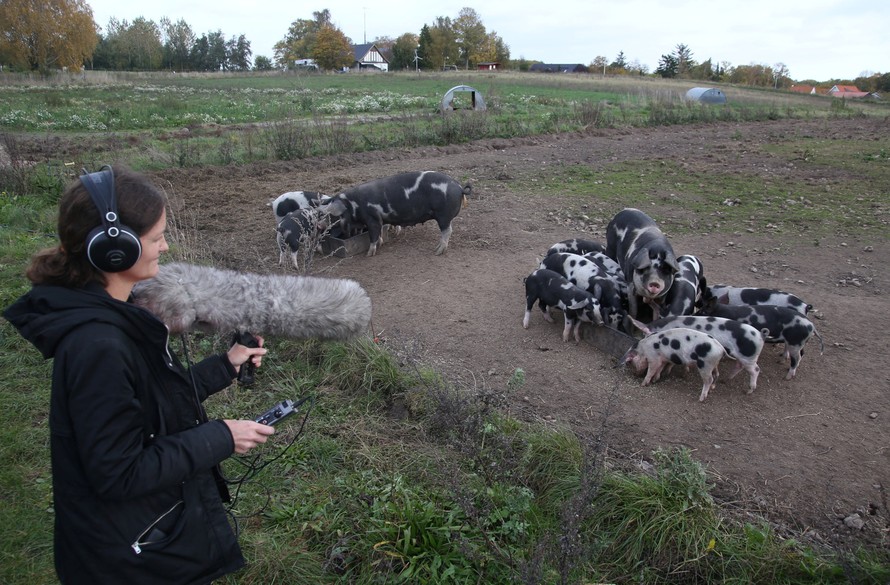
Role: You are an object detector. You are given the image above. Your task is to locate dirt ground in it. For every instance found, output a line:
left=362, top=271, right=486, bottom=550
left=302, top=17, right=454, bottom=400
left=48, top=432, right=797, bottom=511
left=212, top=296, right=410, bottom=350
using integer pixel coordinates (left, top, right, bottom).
left=152, top=117, right=888, bottom=551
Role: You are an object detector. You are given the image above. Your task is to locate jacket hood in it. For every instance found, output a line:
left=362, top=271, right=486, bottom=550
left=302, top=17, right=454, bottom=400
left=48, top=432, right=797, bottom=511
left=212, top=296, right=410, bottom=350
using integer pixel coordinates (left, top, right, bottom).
left=4, top=283, right=165, bottom=359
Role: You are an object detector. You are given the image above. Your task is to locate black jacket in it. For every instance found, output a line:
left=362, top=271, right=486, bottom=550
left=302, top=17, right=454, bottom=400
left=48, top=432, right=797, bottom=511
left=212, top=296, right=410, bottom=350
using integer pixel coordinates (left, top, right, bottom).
left=4, top=282, right=245, bottom=584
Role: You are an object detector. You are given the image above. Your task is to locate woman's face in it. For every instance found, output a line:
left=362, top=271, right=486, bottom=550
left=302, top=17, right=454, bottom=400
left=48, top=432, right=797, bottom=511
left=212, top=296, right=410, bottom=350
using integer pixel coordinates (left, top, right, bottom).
left=124, top=209, right=169, bottom=282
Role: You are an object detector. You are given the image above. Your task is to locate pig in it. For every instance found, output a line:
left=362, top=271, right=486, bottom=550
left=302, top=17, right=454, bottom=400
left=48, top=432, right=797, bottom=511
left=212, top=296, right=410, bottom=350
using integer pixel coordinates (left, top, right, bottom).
left=619, top=328, right=728, bottom=402
left=523, top=269, right=604, bottom=342
left=660, top=255, right=706, bottom=318
left=270, top=190, right=326, bottom=223
left=630, top=315, right=765, bottom=394
left=704, top=285, right=813, bottom=316
left=318, top=171, right=471, bottom=256
left=545, top=238, right=606, bottom=257
left=700, top=300, right=823, bottom=380
left=605, top=208, right=680, bottom=321
left=276, top=208, right=322, bottom=270
left=539, top=252, right=626, bottom=329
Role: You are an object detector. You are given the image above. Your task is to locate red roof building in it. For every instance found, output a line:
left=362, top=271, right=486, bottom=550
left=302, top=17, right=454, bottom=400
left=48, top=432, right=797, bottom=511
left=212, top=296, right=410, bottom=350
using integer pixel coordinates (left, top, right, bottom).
left=828, top=85, right=869, bottom=98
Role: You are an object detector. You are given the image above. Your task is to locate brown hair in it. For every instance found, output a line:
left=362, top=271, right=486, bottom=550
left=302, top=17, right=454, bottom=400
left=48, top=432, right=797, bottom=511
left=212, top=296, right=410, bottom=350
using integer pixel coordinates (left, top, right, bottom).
left=26, top=166, right=167, bottom=287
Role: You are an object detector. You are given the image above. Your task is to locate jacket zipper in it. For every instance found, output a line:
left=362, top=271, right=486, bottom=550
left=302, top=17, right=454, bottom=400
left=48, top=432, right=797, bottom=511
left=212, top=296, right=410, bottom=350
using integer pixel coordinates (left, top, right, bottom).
left=130, top=499, right=183, bottom=554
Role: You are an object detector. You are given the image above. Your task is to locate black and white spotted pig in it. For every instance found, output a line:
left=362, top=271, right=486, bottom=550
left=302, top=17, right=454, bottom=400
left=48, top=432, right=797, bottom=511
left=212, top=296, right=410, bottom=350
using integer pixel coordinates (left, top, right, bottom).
left=660, top=255, right=706, bottom=318
left=605, top=208, right=680, bottom=321
left=704, top=285, right=813, bottom=316
left=523, top=269, right=604, bottom=342
left=700, top=301, right=823, bottom=380
left=539, top=252, right=626, bottom=329
left=276, top=208, right=321, bottom=269
left=630, top=315, right=765, bottom=394
left=270, top=190, right=326, bottom=223
left=619, top=328, right=728, bottom=402
left=545, top=238, right=606, bottom=257
left=319, top=171, right=471, bottom=256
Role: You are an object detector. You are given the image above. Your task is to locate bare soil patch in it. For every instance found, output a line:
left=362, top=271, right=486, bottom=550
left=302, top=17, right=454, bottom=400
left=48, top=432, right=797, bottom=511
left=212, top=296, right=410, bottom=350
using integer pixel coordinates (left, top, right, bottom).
left=153, top=118, right=888, bottom=551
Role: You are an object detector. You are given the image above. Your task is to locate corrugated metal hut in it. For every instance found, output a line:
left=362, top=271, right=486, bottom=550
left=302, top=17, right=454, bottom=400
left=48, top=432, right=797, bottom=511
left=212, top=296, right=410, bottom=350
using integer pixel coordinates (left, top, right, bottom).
left=440, top=85, right=487, bottom=112
left=685, top=87, right=727, bottom=104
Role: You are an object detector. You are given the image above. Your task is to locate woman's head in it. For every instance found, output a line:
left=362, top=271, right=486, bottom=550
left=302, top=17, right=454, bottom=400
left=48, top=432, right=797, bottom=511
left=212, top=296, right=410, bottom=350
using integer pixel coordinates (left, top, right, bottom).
left=27, top=167, right=168, bottom=288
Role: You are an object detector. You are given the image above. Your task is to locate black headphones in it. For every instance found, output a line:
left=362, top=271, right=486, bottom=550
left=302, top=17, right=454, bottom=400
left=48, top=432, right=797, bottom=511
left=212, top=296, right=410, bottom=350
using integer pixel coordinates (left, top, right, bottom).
left=81, top=166, right=142, bottom=273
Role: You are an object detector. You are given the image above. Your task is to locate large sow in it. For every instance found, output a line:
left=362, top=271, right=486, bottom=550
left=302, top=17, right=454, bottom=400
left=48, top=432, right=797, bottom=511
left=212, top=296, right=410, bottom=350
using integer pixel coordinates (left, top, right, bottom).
left=320, top=171, right=471, bottom=256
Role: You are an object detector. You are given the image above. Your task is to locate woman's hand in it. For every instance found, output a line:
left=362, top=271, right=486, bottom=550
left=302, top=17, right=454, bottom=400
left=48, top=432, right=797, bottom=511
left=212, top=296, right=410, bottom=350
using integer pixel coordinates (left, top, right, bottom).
left=227, top=335, right=267, bottom=373
left=223, top=420, right=275, bottom=454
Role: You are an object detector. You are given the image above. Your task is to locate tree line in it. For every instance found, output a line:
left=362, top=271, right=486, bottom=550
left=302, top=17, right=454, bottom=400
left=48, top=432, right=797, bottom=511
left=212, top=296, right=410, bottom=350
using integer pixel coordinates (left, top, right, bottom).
left=1, top=0, right=887, bottom=92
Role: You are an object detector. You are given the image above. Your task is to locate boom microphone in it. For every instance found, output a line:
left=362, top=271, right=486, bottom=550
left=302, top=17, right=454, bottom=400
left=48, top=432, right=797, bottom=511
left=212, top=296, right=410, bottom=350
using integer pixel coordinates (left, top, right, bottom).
left=132, top=262, right=372, bottom=340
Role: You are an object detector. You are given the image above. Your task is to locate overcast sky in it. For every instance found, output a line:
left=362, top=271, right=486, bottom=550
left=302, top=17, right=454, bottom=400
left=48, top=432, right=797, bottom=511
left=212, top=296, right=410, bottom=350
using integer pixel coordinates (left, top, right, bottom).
left=86, top=0, right=887, bottom=82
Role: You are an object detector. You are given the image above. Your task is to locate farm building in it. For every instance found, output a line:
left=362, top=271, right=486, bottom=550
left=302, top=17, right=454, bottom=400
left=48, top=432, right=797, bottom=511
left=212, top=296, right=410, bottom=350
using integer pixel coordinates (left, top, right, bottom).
left=351, top=43, right=389, bottom=71
left=685, top=87, right=727, bottom=104
left=828, top=85, right=869, bottom=98
left=529, top=63, right=589, bottom=73
left=477, top=62, right=501, bottom=71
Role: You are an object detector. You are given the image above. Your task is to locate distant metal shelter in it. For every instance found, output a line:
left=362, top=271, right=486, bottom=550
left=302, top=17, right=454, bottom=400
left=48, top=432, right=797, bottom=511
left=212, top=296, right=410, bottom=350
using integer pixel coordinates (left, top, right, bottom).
left=440, top=85, right=487, bottom=112
left=685, top=87, right=727, bottom=104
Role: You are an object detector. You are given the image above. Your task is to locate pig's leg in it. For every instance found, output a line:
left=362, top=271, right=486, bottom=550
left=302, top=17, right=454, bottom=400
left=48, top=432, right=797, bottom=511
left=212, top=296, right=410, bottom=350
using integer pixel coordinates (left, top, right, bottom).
left=365, top=218, right=383, bottom=256
left=642, top=358, right=666, bottom=386
left=562, top=314, right=573, bottom=342
left=785, top=344, right=803, bottom=379
left=434, top=222, right=453, bottom=255
left=745, top=362, right=760, bottom=394
left=540, top=301, right=555, bottom=323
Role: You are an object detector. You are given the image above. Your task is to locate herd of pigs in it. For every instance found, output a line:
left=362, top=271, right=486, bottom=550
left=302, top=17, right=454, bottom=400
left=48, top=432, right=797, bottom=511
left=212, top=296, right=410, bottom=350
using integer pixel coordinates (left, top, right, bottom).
left=270, top=170, right=823, bottom=403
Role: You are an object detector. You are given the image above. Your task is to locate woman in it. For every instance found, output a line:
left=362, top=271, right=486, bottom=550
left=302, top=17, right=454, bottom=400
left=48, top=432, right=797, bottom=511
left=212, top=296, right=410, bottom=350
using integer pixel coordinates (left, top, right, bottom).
left=4, top=166, right=273, bottom=584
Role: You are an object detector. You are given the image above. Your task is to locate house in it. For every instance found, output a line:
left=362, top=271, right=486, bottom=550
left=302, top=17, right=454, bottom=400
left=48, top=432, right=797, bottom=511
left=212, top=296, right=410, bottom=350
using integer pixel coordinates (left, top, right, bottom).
left=828, top=85, right=870, bottom=98
left=351, top=43, right=389, bottom=71
left=790, top=85, right=816, bottom=94
left=529, top=63, right=589, bottom=73
left=477, top=62, right=500, bottom=71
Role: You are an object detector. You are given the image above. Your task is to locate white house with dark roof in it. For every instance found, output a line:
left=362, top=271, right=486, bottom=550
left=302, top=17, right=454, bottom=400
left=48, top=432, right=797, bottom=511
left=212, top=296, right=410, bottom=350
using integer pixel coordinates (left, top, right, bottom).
left=351, top=43, right=389, bottom=71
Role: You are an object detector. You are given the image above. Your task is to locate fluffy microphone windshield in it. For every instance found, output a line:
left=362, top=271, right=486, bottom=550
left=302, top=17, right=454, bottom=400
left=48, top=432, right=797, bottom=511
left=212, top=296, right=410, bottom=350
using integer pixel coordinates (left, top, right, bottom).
left=132, top=262, right=371, bottom=340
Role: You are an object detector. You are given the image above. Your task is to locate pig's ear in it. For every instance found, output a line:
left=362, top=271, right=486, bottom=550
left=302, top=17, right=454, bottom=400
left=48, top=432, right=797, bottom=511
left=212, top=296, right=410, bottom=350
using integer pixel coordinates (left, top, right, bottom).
left=631, top=251, right=651, bottom=270
left=629, top=316, right=649, bottom=334
left=617, top=345, right=637, bottom=366
left=567, top=299, right=588, bottom=310
left=320, top=199, right=346, bottom=216
left=665, top=252, right=680, bottom=273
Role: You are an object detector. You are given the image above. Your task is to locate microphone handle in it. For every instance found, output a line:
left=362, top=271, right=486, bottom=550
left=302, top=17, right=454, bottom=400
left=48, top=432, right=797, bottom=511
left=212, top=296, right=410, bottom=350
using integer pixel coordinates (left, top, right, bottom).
left=233, top=331, right=260, bottom=386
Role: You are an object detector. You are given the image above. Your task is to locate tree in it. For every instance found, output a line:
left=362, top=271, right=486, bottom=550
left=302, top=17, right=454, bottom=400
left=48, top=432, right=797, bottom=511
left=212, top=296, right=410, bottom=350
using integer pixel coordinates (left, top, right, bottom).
left=453, top=7, right=486, bottom=69
left=609, top=50, right=628, bottom=73
left=773, top=62, right=789, bottom=89
left=591, top=56, right=608, bottom=75
left=419, top=17, right=458, bottom=71
left=655, top=53, right=678, bottom=78
left=273, top=9, right=331, bottom=69
left=312, top=26, right=353, bottom=71
left=253, top=55, right=273, bottom=71
left=675, top=43, right=695, bottom=77
left=0, top=0, right=97, bottom=73
left=226, top=34, right=252, bottom=71
left=161, top=17, right=195, bottom=71
left=100, top=17, right=163, bottom=70
left=391, top=33, right=419, bottom=71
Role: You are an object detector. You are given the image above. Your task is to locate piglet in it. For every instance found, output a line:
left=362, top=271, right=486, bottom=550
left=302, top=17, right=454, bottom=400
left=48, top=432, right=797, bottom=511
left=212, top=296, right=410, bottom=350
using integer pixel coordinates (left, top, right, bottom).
left=700, top=300, right=823, bottom=379
left=705, top=285, right=813, bottom=316
left=630, top=315, right=765, bottom=394
left=619, top=328, right=728, bottom=402
left=277, top=208, right=322, bottom=270
left=545, top=238, right=606, bottom=257
left=523, top=269, right=604, bottom=342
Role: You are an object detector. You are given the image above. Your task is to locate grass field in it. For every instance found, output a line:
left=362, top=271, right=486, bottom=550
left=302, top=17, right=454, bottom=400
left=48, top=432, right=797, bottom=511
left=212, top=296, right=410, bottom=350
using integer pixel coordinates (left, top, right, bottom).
left=1, top=71, right=889, bottom=584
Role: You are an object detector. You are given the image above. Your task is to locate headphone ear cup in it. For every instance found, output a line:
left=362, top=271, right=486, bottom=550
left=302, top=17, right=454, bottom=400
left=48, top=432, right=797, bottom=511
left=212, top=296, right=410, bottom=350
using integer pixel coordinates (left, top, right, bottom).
left=86, top=225, right=142, bottom=272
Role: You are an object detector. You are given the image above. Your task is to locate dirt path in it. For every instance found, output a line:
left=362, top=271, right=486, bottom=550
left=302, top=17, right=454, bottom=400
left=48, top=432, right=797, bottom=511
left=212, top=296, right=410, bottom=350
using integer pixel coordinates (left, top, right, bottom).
left=157, top=117, right=889, bottom=549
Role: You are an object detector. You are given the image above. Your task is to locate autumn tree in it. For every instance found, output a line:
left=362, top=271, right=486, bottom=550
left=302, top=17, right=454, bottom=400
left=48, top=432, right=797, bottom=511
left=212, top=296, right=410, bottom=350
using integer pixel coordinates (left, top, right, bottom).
left=312, top=26, right=353, bottom=71
left=418, top=17, right=459, bottom=70
left=590, top=55, right=608, bottom=75
left=0, top=0, right=97, bottom=73
left=453, top=7, right=486, bottom=69
left=273, top=9, right=331, bottom=68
